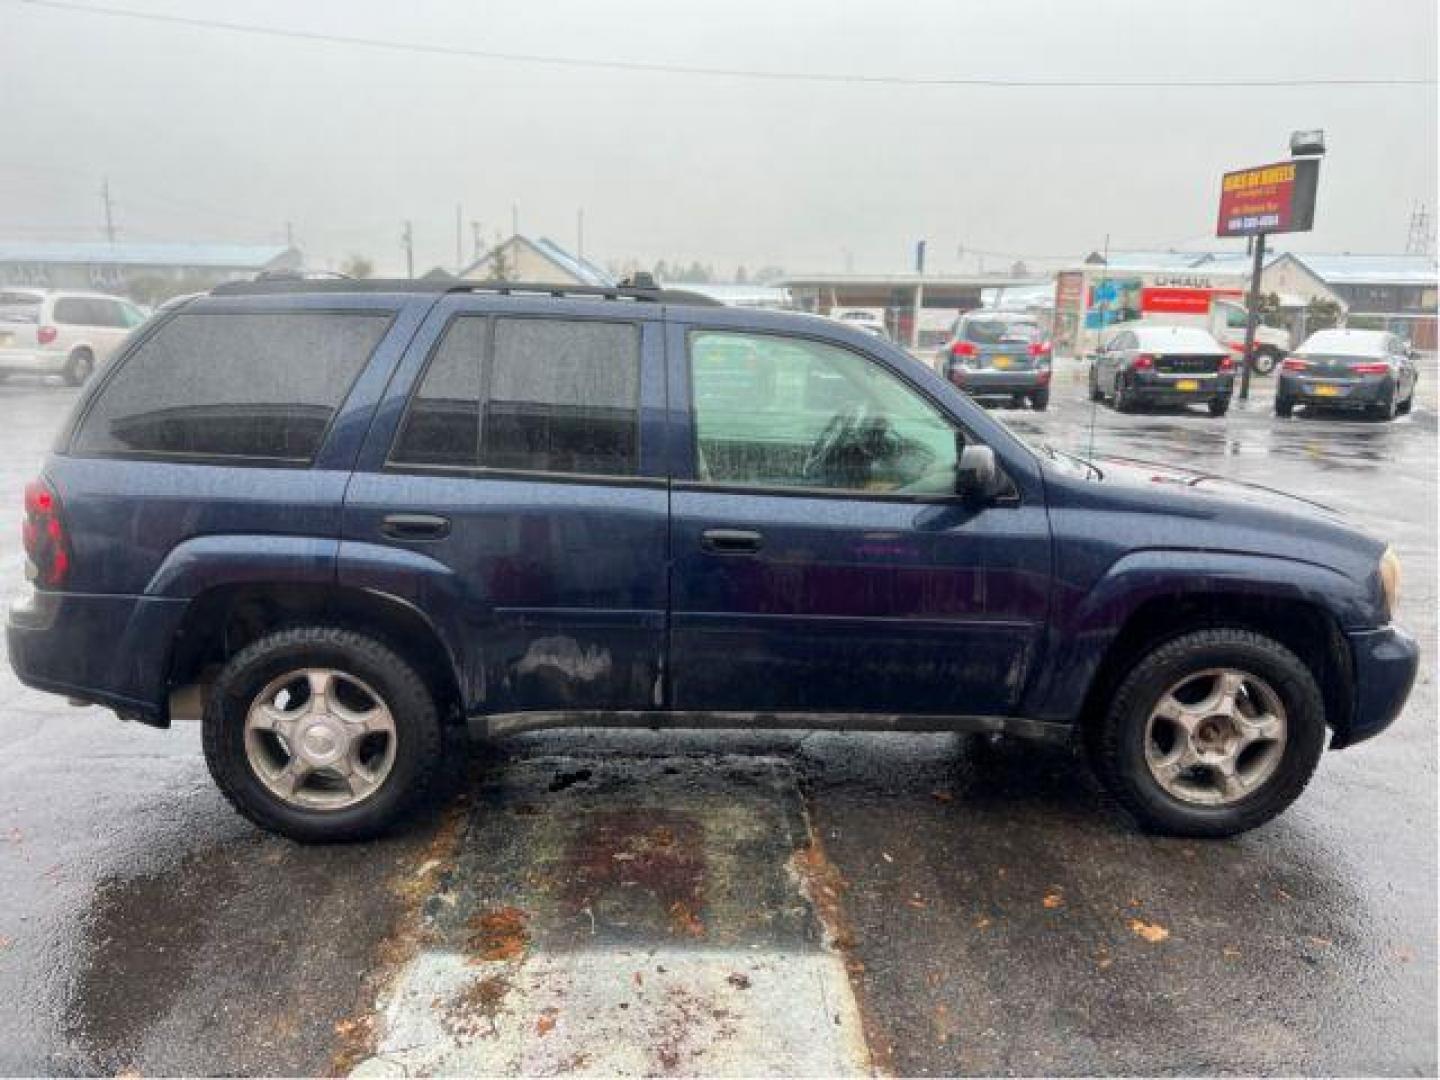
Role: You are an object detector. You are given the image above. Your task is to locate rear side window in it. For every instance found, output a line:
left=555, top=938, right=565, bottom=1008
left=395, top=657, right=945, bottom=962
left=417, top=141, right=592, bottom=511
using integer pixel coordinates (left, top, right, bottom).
left=391, top=315, right=640, bottom=476
left=53, top=298, right=93, bottom=325
left=73, top=312, right=391, bottom=462
left=963, top=319, right=1040, bottom=345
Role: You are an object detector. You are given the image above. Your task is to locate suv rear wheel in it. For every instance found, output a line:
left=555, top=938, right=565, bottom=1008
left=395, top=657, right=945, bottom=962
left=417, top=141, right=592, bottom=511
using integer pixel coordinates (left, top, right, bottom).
left=1088, top=628, right=1325, bottom=837
left=63, top=349, right=94, bottom=387
left=202, top=626, right=444, bottom=842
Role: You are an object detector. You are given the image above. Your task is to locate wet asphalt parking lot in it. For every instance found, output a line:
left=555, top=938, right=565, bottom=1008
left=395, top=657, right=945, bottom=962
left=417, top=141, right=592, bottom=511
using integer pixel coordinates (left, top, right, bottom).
left=0, top=358, right=1434, bottom=1076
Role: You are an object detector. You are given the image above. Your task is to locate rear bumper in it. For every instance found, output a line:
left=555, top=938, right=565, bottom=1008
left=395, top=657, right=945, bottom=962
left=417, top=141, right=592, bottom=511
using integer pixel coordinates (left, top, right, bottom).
left=1130, top=373, right=1233, bottom=399
left=951, top=370, right=1051, bottom=396
left=0, top=348, right=66, bottom=374
left=5, top=585, right=187, bottom=725
left=1278, top=373, right=1390, bottom=408
left=1333, top=624, right=1419, bottom=748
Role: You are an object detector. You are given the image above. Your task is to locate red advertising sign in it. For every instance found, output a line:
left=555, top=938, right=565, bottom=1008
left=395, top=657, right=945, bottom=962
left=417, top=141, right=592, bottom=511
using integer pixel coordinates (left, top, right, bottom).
left=1141, top=287, right=1211, bottom=315
left=1216, top=158, right=1319, bottom=237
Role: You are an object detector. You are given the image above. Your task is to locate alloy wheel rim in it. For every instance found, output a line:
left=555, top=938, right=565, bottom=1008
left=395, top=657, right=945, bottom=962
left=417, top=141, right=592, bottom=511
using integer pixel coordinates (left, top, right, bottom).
left=1143, top=667, right=1287, bottom=806
left=243, top=667, right=397, bottom=811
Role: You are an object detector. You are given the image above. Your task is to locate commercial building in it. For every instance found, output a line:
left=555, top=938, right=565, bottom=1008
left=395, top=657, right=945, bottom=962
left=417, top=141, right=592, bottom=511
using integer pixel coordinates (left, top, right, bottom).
left=0, top=242, right=301, bottom=302
left=779, top=272, right=1048, bottom=348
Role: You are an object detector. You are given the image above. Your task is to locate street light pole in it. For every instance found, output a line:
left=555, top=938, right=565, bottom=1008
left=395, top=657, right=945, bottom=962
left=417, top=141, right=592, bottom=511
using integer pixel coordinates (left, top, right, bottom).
left=1238, top=231, right=1266, bottom=401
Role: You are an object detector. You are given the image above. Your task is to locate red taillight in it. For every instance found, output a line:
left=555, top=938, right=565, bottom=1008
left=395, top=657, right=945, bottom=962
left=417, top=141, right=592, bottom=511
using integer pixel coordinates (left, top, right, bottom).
left=23, top=478, right=70, bottom=588
left=1132, top=353, right=1155, bottom=371
left=1282, top=357, right=1308, bottom=371
left=1036, top=368, right=1052, bottom=385
left=1351, top=362, right=1391, bottom=375
left=951, top=341, right=979, bottom=358
left=1027, top=341, right=1052, bottom=358
left=1219, top=355, right=1235, bottom=372
left=37, top=325, right=58, bottom=345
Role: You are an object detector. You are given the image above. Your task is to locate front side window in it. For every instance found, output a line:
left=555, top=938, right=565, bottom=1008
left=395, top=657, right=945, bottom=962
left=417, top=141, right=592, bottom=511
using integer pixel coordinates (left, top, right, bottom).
left=73, top=311, right=391, bottom=461
left=391, top=315, right=641, bottom=477
left=690, top=330, right=959, bottom=495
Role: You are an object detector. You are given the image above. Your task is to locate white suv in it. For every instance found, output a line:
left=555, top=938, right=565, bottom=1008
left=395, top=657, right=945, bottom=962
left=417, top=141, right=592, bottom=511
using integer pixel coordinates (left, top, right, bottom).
left=0, top=288, right=148, bottom=385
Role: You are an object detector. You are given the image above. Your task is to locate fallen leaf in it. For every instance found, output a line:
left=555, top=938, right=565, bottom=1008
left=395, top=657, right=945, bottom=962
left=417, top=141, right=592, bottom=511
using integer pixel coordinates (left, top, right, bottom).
left=1307, top=936, right=1332, bottom=948
left=536, top=1014, right=557, bottom=1036
left=727, top=972, right=751, bottom=990
left=881, top=852, right=893, bottom=863
left=1043, top=890, right=1064, bottom=909
left=0, top=936, right=12, bottom=951
left=973, top=916, right=992, bottom=930
left=931, top=790, right=954, bottom=803
left=1128, top=918, right=1170, bottom=944
left=906, top=898, right=928, bottom=910
left=1222, top=945, right=1242, bottom=959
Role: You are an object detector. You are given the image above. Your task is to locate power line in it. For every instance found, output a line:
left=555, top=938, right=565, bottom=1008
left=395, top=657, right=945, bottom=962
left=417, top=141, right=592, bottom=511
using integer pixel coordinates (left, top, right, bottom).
left=13, top=0, right=1437, bottom=89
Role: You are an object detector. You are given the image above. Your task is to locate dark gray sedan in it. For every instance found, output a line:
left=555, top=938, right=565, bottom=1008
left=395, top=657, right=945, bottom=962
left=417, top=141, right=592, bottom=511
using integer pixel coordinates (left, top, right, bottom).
left=1088, top=325, right=1235, bottom=416
left=935, top=312, right=1053, bottom=411
left=1276, top=328, right=1419, bottom=420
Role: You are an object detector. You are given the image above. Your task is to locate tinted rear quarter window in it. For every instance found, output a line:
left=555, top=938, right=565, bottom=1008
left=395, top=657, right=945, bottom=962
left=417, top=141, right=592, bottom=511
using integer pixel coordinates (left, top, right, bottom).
left=391, top=315, right=641, bottom=476
left=73, top=311, right=391, bottom=462
left=53, top=298, right=93, bottom=326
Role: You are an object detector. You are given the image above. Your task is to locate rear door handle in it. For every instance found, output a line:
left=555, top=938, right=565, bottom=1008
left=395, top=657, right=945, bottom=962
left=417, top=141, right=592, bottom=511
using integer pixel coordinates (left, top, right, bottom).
left=381, top=513, right=451, bottom=541
left=701, top=528, right=762, bottom=555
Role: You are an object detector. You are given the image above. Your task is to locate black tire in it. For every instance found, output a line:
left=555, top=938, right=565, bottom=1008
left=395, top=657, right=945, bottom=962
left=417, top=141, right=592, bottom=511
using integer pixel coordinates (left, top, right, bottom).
left=1274, top=396, right=1294, bottom=418
left=1250, top=349, right=1280, bottom=377
left=1010, top=393, right=1027, bottom=409
left=1208, top=396, right=1231, bottom=417
left=1088, top=366, right=1104, bottom=402
left=1087, top=628, right=1326, bottom=838
left=1030, top=387, right=1050, bottom=411
left=1397, top=391, right=1413, bottom=415
left=63, top=349, right=94, bottom=387
left=1113, top=381, right=1135, bottom=413
left=202, top=625, right=445, bottom=842
left=1370, top=389, right=1399, bottom=421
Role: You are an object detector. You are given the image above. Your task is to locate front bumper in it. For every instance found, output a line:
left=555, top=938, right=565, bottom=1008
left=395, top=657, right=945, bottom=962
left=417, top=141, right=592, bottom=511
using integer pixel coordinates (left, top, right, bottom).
left=1278, top=373, right=1390, bottom=409
left=1333, top=624, right=1419, bottom=748
left=0, top=347, right=66, bottom=374
left=6, top=585, right=188, bottom=726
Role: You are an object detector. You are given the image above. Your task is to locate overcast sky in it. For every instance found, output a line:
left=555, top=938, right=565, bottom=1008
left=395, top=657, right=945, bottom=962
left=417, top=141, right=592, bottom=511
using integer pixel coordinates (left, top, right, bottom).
left=2, top=0, right=1435, bottom=277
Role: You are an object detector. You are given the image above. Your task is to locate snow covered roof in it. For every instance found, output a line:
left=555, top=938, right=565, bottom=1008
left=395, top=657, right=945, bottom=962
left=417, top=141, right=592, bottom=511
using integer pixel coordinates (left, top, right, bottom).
left=0, top=242, right=296, bottom=268
left=1277, top=253, right=1437, bottom=287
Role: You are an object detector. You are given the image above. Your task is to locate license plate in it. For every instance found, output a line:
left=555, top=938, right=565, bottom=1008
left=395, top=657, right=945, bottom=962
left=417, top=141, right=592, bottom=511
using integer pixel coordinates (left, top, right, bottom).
left=1176, top=379, right=1199, bottom=392
left=1315, top=384, right=1341, bottom=397
left=992, top=356, right=1012, bottom=369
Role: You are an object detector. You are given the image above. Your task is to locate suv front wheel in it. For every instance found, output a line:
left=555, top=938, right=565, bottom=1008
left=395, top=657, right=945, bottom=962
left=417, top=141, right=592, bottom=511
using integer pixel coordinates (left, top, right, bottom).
left=203, top=626, right=444, bottom=842
left=1088, top=628, right=1325, bottom=837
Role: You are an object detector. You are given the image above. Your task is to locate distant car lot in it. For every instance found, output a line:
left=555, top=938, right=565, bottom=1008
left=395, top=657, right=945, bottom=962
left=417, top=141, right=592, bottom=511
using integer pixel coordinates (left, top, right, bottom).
left=0, top=288, right=147, bottom=385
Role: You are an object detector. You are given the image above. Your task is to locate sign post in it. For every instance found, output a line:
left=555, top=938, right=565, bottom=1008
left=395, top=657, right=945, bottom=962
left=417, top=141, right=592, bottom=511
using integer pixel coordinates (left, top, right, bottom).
left=1215, top=156, right=1321, bottom=400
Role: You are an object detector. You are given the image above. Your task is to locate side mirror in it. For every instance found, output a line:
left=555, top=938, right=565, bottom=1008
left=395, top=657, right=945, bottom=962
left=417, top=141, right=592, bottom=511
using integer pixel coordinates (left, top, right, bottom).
left=956, top=444, right=999, bottom=501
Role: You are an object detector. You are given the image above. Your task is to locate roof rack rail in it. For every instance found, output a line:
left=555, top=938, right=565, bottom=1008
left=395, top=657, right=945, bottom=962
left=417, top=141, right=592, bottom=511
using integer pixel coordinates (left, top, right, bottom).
left=210, top=272, right=722, bottom=306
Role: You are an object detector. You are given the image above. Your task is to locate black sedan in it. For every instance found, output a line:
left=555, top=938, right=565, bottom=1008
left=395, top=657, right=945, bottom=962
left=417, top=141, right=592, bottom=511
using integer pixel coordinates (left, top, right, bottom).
left=1088, top=325, right=1236, bottom=416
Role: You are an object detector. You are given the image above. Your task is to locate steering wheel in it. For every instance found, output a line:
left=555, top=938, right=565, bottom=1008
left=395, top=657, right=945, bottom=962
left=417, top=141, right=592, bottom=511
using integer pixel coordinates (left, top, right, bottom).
left=802, top=403, right=865, bottom=481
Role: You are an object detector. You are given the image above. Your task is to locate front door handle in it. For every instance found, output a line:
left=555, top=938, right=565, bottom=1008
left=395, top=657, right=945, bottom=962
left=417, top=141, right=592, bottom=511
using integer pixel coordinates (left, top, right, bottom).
left=701, top=528, right=763, bottom=555
left=381, top=513, right=451, bottom=541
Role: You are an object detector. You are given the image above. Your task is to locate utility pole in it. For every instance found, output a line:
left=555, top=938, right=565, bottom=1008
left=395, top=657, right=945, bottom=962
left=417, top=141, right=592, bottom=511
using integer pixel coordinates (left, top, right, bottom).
left=511, top=204, right=519, bottom=238
left=911, top=240, right=927, bottom=350
left=470, top=220, right=483, bottom=262
left=284, top=221, right=294, bottom=247
left=100, top=177, right=116, bottom=243
left=402, top=220, right=414, bottom=279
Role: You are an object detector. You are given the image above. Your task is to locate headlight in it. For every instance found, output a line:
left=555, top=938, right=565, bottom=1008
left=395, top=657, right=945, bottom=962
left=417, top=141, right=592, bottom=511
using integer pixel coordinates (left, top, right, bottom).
left=1379, top=546, right=1401, bottom=620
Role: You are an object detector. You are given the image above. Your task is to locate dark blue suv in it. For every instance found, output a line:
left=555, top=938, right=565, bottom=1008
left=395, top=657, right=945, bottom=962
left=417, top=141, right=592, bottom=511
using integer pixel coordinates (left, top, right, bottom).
left=6, top=279, right=1417, bottom=842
